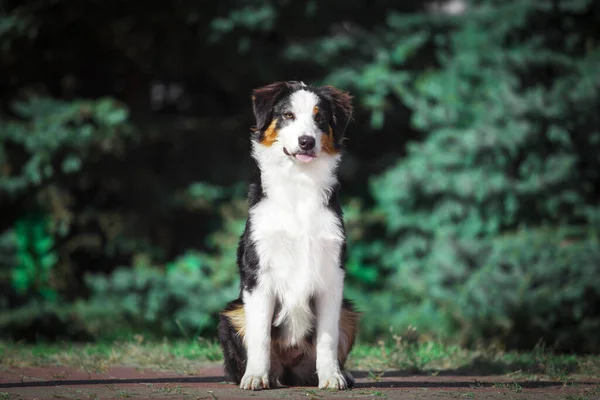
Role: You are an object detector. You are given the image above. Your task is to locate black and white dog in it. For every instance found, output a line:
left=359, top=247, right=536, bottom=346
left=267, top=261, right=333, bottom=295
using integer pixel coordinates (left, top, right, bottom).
left=218, top=81, right=359, bottom=391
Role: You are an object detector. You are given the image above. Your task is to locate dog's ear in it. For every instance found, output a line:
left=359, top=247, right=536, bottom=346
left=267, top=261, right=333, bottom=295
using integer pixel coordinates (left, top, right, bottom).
left=251, top=82, right=291, bottom=132
left=321, top=85, right=353, bottom=145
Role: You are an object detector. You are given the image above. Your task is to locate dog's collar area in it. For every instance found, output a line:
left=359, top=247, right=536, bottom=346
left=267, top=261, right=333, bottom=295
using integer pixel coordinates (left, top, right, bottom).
left=283, top=147, right=317, bottom=163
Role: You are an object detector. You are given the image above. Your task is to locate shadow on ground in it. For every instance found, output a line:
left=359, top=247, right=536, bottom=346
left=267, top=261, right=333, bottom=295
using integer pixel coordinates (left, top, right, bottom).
left=2, top=372, right=595, bottom=390
left=372, top=354, right=579, bottom=377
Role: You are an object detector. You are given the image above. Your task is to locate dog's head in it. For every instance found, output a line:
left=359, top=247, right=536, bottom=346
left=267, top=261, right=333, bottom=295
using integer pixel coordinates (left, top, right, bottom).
left=250, top=81, right=353, bottom=164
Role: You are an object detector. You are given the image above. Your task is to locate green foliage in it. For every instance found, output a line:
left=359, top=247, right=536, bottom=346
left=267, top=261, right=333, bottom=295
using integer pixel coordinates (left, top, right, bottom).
left=0, top=198, right=243, bottom=340
left=1, top=0, right=600, bottom=352
left=209, top=3, right=277, bottom=43
left=380, top=227, right=600, bottom=351
left=344, top=0, right=600, bottom=350
left=286, top=0, right=600, bottom=350
left=10, top=214, right=58, bottom=301
left=1, top=96, right=132, bottom=196
left=81, top=253, right=237, bottom=338
left=74, top=196, right=244, bottom=339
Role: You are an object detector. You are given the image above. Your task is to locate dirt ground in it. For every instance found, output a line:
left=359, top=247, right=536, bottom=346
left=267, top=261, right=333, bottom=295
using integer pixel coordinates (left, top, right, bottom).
left=1, top=365, right=599, bottom=400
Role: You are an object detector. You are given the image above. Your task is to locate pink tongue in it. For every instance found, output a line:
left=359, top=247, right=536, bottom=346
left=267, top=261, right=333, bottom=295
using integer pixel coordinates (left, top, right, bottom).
left=295, top=154, right=315, bottom=163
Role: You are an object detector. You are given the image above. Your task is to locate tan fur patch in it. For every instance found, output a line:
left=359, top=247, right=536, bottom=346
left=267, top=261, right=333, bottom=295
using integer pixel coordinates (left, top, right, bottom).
left=261, top=119, right=279, bottom=146
left=313, top=105, right=319, bottom=115
left=321, top=126, right=338, bottom=155
left=222, top=304, right=246, bottom=340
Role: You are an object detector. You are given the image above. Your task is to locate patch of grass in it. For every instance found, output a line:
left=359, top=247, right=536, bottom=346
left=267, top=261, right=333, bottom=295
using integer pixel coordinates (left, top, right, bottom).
left=208, top=391, right=218, bottom=400
left=347, top=343, right=389, bottom=371
left=117, top=390, right=134, bottom=398
left=2, top=334, right=600, bottom=383
left=584, top=385, right=600, bottom=395
left=367, top=371, right=385, bottom=382
left=358, top=389, right=386, bottom=397
left=347, top=333, right=474, bottom=372
left=470, top=380, right=483, bottom=388
left=347, top=330, right=600, bottom=380
left=156, top=384, right=188, bottom=395
left=302, top=388, right=322, bottom=397
left=0, top=336, right=222, bottom=373
left=510, top=382, right=522, bottom=393
left=492, top=382, right=522, bottom=393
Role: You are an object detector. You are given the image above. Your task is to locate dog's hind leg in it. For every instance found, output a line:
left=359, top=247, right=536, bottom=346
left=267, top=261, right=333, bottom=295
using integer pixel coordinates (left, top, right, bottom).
left=338, top=300, right=359, bottom=360
left=218, top=299, right=247, bottom=384
left=337, top=299, right=360, bottom=388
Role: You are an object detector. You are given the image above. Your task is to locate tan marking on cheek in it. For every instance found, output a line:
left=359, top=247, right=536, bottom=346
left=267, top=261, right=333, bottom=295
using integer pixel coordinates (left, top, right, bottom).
left=313, top=105, right=319, bottom=115
left=321, top=126, right=339, bottom=155
left=261, top=119, right=279, bottom=147
left=222, top=304, right=246, bottom=341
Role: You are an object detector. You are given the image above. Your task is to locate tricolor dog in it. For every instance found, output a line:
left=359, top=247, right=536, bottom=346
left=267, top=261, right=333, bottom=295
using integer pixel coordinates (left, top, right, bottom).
left=218, top=81, right=359, bottom=391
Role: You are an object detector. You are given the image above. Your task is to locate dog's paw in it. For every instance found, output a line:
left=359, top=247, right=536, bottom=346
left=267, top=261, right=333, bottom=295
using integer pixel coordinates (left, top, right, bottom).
left=343, top=370, right=355, bottom=388
left=240, top=372, right=269, bottom=391
left=318, top=370, right=348, bottom=390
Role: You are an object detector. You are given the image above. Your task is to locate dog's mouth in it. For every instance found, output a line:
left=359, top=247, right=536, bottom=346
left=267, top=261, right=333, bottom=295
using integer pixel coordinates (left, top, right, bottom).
left=283, top=148, right=316, bottom=163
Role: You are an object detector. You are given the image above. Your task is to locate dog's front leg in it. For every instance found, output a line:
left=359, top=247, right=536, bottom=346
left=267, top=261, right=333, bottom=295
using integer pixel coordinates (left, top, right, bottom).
left=240, top=288, right=274, bottom=390
left=316, top=269, right=347, bottom=390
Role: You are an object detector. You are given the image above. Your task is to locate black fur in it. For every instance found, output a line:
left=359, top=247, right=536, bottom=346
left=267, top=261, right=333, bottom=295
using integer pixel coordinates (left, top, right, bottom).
left=218, top=81, right=355, bottom=389
left=313, top=85, right=353, bottom=148
left=327, top=182, right=348, bottom=267
left=251, top=82, right=353, bottom=150
left=217, top=299, right=247, bottom=383
left=251, top=81, right=306, bottom=138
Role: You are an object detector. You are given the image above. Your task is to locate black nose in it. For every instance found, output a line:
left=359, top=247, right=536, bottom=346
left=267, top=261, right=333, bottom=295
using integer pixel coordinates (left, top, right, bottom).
left=298, top=135, right=315, bottom=151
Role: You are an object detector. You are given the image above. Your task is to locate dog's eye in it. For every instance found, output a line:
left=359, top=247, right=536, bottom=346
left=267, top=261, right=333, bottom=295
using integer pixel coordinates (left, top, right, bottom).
left=283, top=112, right=295, bottom=120
left=315, top=114, right=324, bottom=123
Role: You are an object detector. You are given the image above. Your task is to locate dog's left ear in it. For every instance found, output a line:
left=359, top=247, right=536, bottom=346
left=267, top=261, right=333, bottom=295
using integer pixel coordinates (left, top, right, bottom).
left=251, top=82, right=291, bottom=132
left=321, top=85, right=353, bottom=145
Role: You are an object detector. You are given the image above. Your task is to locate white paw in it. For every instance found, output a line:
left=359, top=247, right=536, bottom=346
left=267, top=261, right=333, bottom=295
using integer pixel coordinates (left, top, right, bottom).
left=240, top=372, right=269, bottom=391
left=318, top=370, right=348, bottom=390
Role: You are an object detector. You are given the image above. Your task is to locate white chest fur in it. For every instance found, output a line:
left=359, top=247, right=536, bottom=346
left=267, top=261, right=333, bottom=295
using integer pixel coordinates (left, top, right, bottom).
left=248, top=147, right=344, bottom=346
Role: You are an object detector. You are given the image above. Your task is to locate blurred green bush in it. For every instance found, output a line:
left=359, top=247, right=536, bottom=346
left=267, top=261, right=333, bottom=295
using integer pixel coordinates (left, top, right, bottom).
left=78, top=198, right=244, bottom=339
left=2, top=0, right=600, bottom=352
left=310, top=0, right=600, bottom=351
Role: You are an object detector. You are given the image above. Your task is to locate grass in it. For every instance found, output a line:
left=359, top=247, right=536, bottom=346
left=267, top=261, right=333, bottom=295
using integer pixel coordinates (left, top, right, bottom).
left=0, top=336, right=222, bottom=375
left=492, top=382, right=522, bottom=393
left=358, top=389, right=386, bottom=397
left=1, top=336, right=599, bottom=380
left=346, top=339, right=600, bottom=381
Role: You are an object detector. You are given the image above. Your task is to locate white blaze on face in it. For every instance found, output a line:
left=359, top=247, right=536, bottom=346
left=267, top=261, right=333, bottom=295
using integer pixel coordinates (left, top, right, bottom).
left=279, top=90, right=322, bottom=156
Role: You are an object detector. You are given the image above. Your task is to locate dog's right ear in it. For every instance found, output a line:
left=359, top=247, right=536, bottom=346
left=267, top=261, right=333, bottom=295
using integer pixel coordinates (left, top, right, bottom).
left=251, top=82, right=290, bottom=132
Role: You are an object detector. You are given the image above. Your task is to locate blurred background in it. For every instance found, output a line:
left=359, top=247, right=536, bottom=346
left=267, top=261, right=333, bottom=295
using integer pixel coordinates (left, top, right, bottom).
left=1, top=0, right=600, bottom=354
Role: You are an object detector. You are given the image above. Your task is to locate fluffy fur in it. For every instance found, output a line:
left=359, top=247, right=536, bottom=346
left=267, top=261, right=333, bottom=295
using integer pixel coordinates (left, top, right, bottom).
left=218, top=81, right=358, bottom=391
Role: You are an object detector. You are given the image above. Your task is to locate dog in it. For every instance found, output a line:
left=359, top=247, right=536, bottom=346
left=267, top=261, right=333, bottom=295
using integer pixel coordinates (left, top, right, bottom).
left=218, top=81, right=359, bottom=391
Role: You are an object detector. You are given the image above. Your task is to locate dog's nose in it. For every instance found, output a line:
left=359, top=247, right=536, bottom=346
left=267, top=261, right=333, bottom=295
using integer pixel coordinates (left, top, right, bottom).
left=298, top=135, right=315, bottom=151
